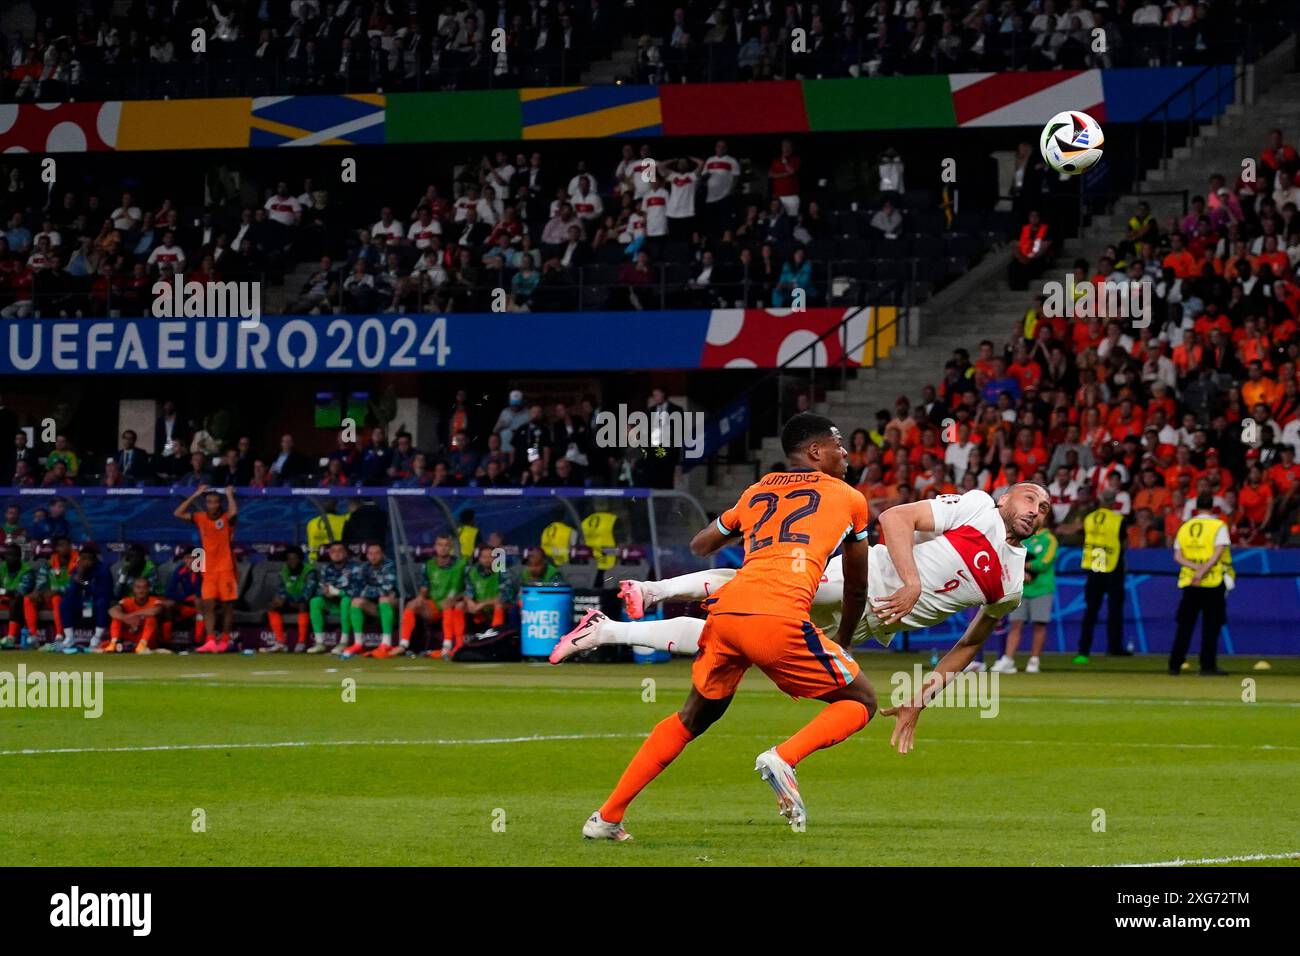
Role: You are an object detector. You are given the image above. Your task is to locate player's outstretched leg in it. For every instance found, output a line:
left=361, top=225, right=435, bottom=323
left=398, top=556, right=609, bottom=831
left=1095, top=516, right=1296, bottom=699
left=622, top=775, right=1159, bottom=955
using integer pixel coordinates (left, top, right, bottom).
left=756, top=672, right=877, bottom=830
left=584, top=688, right=732, bottom=841
left=550, top=611, right=706, bottom=664
left=617, top=569, right=739, bottom=619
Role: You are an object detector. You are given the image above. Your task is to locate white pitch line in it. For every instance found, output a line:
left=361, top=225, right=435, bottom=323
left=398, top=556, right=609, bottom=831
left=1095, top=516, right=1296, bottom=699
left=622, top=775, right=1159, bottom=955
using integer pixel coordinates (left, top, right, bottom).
left=250, top=670, right=290, bottom=676
left=934, top=737, right=1300, bottom=752
left=0, top=732, right=641, bottom=758
left=1106, top=851, right=1300, bottom=867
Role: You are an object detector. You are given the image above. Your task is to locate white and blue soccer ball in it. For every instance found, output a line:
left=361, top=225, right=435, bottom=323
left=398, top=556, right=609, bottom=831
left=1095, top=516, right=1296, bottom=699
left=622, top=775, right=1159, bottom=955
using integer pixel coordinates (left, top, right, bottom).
left=1039, top=110, right=1105, bottom=175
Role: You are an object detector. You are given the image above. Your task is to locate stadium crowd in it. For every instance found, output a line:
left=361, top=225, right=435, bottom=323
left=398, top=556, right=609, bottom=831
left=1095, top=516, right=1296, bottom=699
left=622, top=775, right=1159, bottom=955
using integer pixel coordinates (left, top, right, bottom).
left=840, top=124, right=1300, bottom=549
left=0, top=130, right=979, bottom=319
left=0, top=386, right=686, bottom=491
left=2, top=0, right=1285, bottom=101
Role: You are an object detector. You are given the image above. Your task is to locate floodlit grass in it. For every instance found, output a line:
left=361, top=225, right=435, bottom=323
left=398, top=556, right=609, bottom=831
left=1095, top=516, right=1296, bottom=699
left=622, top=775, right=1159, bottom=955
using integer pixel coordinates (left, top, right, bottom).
left=2, top=652, right=1297, bottom=867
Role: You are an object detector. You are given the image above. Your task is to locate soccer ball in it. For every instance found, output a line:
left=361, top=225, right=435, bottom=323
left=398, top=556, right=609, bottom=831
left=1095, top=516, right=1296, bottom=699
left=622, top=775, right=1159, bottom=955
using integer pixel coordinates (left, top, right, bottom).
left=1039, top=110, right=1104, bottom=175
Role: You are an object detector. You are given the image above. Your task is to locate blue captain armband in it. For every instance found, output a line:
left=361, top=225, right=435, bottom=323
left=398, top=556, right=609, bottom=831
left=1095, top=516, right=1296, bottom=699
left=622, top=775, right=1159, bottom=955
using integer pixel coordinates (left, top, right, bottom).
left=716, top=516, right=739, bottom=536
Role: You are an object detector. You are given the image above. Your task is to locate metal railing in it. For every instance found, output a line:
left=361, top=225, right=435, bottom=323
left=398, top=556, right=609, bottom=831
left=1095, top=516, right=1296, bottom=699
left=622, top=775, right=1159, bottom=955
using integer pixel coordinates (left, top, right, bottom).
left=7, top=257, right=941, bottom=318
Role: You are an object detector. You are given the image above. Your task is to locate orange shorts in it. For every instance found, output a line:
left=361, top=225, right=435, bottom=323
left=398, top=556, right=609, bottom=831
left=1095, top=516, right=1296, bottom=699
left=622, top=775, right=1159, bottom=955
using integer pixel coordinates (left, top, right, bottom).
left=692, top=612, right=860, bottom=701
left=201, top=571, right=238, bottom=602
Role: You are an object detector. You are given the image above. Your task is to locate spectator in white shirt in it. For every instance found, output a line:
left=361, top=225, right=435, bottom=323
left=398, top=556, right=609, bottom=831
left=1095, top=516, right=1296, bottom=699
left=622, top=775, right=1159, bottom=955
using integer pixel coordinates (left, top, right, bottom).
left=642, top=185, right=670, bottom=254
left=263, top=182, right=302, bottom=228
left=657, top=157, right=705, bottom=241
left=943, top=423, right=977, bottom=481
left=449, top=188, right=474, bottom=223
left=629, top=144, right=657, bottom=199
left=371, top=207, right=404, bottom=245
left=1048, top=466, right=1081, bottom=524
left=569, top=175, right=603, bottom=223
left=475, top=185, right=503, bottom=226
left=406, top=209, right=442, bottom=249
left=146, top=230, right=186, bottom=273
left=111, top=192, right=142, bottom=233
left=1131, top=1, right=1163, bottom=26
left=702, top=139, right=741, bottom=229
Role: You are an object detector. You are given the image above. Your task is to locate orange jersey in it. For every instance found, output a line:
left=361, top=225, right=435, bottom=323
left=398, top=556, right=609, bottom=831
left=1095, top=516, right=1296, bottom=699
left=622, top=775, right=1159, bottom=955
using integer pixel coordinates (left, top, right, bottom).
left=192, top=511, right=236, bottom=574
left=710, top=471, right=869, bottom=621
left=120, top=595, right=162, bottom=615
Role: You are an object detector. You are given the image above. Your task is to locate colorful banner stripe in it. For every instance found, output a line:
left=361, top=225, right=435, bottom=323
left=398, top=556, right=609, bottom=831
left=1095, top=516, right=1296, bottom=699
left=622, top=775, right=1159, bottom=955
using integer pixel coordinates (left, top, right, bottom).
left=659, top=80, right=808, bottom=136
left=249, top=94, right=384, bottom=147
left=521, top=84, right=661, bottom=139
left=0, top=68, right=1236, bottom=154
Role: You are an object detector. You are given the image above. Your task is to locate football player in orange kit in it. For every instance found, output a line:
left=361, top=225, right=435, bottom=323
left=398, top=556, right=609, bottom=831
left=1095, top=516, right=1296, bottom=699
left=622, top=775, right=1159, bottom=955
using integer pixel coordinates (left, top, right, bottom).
left=173, top=485, right=239, bottom=654
left=106, top=576, right=165, bottom=653
left=582, top=413, right=877, bottom=842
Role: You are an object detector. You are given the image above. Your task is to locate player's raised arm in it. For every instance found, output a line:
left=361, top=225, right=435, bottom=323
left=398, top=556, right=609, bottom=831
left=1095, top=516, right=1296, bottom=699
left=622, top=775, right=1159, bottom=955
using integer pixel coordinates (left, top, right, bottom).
left=223, top=485, right=239, bottom=521
left=688, top=519, right=732, bottom=556
left=834, top=534, right=869, bottom=649
left=881, top=610, right=1000, bottom=755
left=874, top=500, right=936, bottom=625
left=173, top=486, right=205, bottom=520
left=689, top=505, right=741, bottom=557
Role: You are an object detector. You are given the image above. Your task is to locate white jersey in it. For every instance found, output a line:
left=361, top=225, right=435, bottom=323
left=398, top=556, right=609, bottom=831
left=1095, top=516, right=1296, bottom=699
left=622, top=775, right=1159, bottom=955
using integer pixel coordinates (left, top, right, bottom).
left=811, top=490, right=1025, bottom=645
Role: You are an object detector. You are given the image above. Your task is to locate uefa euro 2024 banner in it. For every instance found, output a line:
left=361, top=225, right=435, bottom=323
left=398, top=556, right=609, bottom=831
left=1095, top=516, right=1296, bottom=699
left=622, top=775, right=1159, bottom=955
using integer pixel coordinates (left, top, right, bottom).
left=0, top=308, right=888, bottom=374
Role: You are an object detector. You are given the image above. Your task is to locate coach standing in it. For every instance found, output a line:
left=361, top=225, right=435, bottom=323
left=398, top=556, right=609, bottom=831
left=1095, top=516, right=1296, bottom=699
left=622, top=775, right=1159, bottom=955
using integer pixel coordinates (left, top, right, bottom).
left=1075, top=490, right=1132, bottom=663
left=1169, top=493, right=1233, bottom=676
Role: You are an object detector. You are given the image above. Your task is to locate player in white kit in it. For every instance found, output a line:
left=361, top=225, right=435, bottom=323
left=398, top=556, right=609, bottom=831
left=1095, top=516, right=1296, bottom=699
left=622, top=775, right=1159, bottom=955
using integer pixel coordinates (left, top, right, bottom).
left=551, top=485, right=1050, bottom=752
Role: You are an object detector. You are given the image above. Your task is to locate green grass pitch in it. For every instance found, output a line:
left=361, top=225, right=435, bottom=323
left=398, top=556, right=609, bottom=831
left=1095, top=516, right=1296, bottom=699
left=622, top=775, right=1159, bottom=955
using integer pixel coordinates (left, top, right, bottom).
left=2, top=651, right=1298, bottom=867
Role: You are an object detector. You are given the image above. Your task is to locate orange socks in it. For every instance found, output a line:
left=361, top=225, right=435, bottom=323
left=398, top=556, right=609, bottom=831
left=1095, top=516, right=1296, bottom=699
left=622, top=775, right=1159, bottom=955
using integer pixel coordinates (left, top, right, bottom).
left=400, top=607, right=417, bottom=641
left=776, top=700, right=870, bottom=767
left=23, top=597, right=37, bottom=634
left=297, top=611, right=309, bottom=640
left=598, top=713, right=695, bottom=823
left=441, top=607, right=466, bottom=650
left=268, top=610, right=285, bottom=643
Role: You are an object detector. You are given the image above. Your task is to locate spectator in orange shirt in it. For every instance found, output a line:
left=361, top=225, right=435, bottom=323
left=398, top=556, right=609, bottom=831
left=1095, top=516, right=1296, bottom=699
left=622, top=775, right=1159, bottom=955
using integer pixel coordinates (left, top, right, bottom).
left=1107, top=398, right=1145, bottom=443
left=1161, top=233, right=1199, bottom=278
left=1165, top=490, right=1187, bottom=541
left=1252, top=234, right=1290, bottom=278
left=1261, top=128, right=1300, bottom=181
left=1132, top=467, right=1171, bottom=515
left=1010, top=425, right=1049, bottom=476
left=1126, top=508, right=1164, bottom=549
left=887, top=396, right=918, bottom=446
left=972, top=339, right=997, bottom=379
left=856, top=463, right=897, bottom=513
left=1163, top=445, right=1201, bottom=490
left=1241, top=360, right=1282, bottom=410
left=1191, top=301, right=1232, bottom=339
left=1238, top=464, right=1275, bottom=531
left=1006, top=345, right=1041, bottom=394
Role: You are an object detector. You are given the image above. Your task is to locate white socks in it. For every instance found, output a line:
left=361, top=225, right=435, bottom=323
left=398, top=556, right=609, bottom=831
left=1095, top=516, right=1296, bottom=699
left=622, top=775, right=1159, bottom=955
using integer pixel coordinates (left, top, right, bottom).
left=593, top=615, right=706, bottom=656
left=642, top=569, right=737, bottom=604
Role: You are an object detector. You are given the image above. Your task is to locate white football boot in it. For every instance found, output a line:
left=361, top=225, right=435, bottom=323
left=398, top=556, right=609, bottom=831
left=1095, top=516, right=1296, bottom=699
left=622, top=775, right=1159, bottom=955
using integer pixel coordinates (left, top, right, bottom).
left=755, top=748, right=807, bottom=829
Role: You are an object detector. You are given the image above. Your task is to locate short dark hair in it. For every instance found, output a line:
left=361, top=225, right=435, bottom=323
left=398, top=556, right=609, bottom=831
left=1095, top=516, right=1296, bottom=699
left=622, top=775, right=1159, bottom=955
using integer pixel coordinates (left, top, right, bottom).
left=1196, top=493, right=1214, bottom=511
left=780, top=413, right=837, bottom=457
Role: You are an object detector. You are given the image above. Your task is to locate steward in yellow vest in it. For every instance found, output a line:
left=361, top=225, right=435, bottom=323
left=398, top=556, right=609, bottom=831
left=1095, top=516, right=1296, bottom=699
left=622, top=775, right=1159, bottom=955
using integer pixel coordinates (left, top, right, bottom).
left=581, top=509, right=619, bottom=572
left=540, top=520, right=577, bottom=566
left=1169, top=496, right=1232, bottom=675
left=1076, top=497, right=1132, bottom=661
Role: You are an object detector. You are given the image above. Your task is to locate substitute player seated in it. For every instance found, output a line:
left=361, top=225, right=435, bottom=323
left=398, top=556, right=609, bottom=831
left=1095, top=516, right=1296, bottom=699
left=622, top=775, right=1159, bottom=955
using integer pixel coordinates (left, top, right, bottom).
left=399, top=533, right=465, bottom=658
left=105, top=577, right=166, bottom=654
left=265, top=545, right=317, bottom=653
left=342, top=542, right=399, bottom=659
